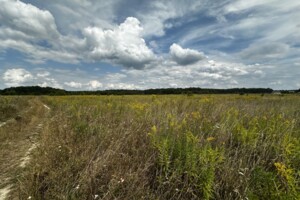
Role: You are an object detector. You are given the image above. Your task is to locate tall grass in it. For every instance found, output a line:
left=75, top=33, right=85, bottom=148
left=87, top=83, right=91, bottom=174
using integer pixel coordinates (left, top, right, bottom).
left=0, top=96, right=29, bottom=122
left=0, top=96, right=32, bottom=142
left=0, top=96, right=38, bottom=193
left=16, top=94, right=300, bottom=199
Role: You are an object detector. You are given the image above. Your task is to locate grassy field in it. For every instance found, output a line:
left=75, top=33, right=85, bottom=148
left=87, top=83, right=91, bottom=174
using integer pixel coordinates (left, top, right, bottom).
left=1, top=94, right=300, bottom=199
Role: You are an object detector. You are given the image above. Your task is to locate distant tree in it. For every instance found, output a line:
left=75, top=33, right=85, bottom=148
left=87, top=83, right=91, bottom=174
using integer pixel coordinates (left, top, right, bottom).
left=0, top=86, right=274, bottom=96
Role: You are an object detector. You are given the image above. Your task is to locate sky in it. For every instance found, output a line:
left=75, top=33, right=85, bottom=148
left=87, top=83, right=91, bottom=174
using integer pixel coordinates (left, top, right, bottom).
left=0, top=0, right=299, bottom=90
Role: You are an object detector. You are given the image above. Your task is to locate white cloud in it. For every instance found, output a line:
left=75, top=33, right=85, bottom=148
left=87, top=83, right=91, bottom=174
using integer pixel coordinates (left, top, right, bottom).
left=121, top=58, right=254, bottom=89
left=240, top=42, right=290, bottom=61
left=0, top=0, right=59, bottom=41
left=64, top=79, right=138, bottom=90
left=0, top=27, right=32, bottom=41
left=1, top=14, right=157, bottom=67
left=106, top=83, right=138, bottom=90
left=49, top=55, right=259, bottom=90
left=50, top=0, right=116, bottom=34
left=83, top=17, right=155, bottom=68
left=224, top=0, right=273, bottom=13
left=224, top=0, right=300, bottom=14
left=87, top=80, right=102, bottom=90
left=0, top=0, right=81, bottom=64
left=37, top=71, right=50, bottom=77
left=135, top=0, right=205, bottom=37
left=3, top=68, right=33, bottom=86
left=170, top=43, right=205, bottom=65
left=221, top=0, right=300, bottom=48
left=0, top=38, right=80, bottom=64
left=104, top=73, right=127, bottom=82
left=2, top=58, right=293, bottom=90
left=64, top=81, right=82, bottom=88
left=2, top=68, right=64, bottom=88
left=38, top=82, right=49, bottom=88
left=38, top=79, right=62, bottom=89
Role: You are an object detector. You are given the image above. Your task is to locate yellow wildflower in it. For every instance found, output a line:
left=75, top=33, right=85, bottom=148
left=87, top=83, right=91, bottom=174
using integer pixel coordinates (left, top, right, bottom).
left=206, top=137, right=215, bottom=142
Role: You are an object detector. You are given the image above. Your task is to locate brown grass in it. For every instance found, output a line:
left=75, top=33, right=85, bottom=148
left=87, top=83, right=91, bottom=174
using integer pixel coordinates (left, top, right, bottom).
left=0, top=97, right=49, bottom=199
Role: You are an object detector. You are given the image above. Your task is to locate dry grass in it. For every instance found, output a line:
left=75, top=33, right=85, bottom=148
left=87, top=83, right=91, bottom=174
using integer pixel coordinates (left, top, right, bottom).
left=0, top=96, right=30, bottom=122
left=0, top=96, right=49, bottom=199
left=4, top=94, right=300, bottom=199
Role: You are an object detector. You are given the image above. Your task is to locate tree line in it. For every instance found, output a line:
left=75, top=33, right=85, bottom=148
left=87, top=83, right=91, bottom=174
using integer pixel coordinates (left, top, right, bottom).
left=0, top=86, right=285, bottom=95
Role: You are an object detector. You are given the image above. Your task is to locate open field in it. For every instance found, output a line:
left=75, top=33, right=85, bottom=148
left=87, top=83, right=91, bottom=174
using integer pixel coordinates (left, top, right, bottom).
left=1, top=94, right=300, bottom=199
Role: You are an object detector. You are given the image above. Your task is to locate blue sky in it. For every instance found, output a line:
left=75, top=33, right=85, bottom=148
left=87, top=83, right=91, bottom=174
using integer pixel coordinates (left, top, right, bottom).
left=0, top=0, right=299, bottom=90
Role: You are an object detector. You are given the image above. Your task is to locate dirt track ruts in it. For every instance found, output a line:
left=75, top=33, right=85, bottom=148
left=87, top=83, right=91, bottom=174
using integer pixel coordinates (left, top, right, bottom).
left=0, top=99, right=50, bottom=200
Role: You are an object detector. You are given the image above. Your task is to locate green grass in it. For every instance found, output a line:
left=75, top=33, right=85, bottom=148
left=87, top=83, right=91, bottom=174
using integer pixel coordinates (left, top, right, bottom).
left=6, top=94, right=300, bottom=199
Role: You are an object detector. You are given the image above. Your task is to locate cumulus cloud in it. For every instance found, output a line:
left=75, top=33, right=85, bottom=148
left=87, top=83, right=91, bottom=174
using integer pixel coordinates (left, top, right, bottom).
left=106, top=83, right=138, bottom=90
left=64, top=81, right=83, bottom=88
left=1, top=68, right=64, bottom=88
left=2, top=59, right=288, bottom=90
left=0, top=12, right=157, bottom=68
left=0, top=0, right=59, bottom=41
left=170, top=43, right=205, bottom=65
left=0, top=0, right=81, bottom=64
left=122, top=58, right=255, bottom=89
left=65, top=80, right=103, bottom=90
left=64, top=79, right=137, bottom=90
left=83, top=17, right=155, bottom=69
left=38, top=78, right=62, bottom=89
left=3, top=68, right=33, bottom=86
left=60, top=58, right=250, bottom=90
left=87, top=80, right=102, bottom=90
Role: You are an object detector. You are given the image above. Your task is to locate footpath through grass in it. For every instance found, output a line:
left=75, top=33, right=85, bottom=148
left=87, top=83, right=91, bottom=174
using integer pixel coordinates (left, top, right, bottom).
left=0, top=97, right=50, bottom=199
left=7, top=94, right=300, bottom=199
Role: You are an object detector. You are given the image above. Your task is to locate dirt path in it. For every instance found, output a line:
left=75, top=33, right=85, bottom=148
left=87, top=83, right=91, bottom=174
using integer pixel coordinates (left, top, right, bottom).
left=0, top=98, right=50, bottom=200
